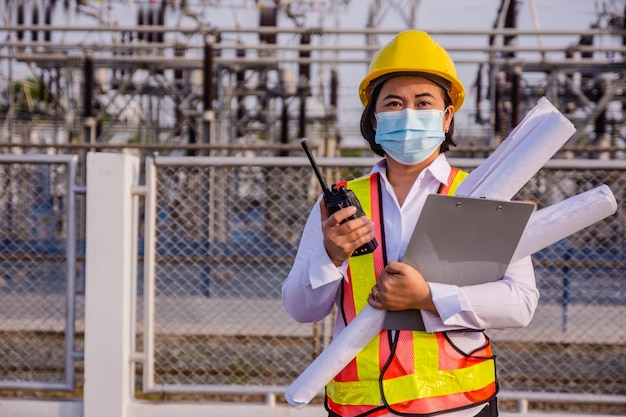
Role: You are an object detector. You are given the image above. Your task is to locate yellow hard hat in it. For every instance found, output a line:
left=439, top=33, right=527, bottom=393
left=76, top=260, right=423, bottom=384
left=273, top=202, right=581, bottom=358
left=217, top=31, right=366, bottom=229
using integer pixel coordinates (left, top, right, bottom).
left=358, top=30, right=465, bottom=110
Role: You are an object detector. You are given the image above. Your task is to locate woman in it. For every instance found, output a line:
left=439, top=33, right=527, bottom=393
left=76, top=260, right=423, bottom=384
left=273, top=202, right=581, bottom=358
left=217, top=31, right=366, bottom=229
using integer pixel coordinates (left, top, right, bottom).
left=282, top=30, right=539, bottom=417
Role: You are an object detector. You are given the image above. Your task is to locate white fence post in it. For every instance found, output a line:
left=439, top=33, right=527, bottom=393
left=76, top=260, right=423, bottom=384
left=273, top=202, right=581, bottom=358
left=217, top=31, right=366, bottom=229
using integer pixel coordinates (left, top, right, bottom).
left=84, top=152, right=138, bottom=417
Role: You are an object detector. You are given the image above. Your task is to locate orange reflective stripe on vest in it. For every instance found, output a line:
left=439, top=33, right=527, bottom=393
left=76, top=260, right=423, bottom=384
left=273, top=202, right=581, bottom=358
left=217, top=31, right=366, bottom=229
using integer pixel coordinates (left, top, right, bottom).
left=439, top=166, right=468, bottom=195
left=327, top=167, right=497, bottom=417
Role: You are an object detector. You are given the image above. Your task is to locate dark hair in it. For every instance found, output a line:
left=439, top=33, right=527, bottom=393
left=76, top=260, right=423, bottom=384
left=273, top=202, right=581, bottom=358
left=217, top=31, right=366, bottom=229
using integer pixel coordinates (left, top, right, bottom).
left=359, top=80, right=457, bottom=157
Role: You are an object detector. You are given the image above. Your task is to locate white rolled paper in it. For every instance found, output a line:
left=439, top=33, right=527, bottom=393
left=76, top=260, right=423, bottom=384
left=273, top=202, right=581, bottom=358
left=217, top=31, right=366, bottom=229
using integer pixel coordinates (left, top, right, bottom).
left=285, top=304, right=386, bottom=408
left=455, top=97, right=576, bottom=201
left=511, top=184, right=618, bottom=263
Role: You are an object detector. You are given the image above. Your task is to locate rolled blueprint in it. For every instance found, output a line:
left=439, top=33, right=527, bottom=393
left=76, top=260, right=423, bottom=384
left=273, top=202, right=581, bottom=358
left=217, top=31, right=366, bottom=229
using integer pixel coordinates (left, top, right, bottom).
left=511, top=184, right=617, bottom=263
left=285, top=304, right=386, bottom=409
left=455, top=97, right=576, bottom=201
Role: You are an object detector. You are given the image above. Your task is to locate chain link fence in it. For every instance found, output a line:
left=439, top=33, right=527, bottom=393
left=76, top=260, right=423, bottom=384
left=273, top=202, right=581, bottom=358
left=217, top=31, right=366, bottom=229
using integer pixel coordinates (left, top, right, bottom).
left=0, top=153, right=624, bottom=404
left=494, top=164, right=626, bottom=397
left=145, top=160, right=316, bottom=388
left=0, top=155, right=82, bottom=391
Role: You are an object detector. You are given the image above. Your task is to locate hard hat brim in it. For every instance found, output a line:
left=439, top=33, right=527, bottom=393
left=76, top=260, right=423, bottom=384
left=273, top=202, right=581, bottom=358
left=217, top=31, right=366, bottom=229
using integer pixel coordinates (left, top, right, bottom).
left=359, top=69, right=465, bottom=110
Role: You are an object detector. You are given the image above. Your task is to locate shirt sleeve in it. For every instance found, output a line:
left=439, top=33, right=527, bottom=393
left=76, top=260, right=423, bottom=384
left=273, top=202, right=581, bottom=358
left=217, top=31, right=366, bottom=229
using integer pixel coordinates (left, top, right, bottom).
left=282, top=197, right=347, bottom=323
left=422, top=255, right=539, bottom=332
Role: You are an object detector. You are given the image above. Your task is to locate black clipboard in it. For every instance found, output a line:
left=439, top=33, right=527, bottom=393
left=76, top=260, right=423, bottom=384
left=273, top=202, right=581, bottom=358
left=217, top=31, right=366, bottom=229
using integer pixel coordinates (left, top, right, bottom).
left=384, top=194, right=535, bottom=331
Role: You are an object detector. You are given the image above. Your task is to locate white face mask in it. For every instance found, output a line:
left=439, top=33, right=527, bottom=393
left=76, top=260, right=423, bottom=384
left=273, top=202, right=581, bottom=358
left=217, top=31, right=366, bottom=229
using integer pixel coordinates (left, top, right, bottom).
left=374, top=108, right=446, bottom=165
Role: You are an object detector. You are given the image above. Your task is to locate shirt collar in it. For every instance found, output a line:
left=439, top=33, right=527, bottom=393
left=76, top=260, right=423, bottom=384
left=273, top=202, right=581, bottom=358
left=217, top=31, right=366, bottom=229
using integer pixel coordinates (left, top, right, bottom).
left=371, top=153, right=452, bottom=186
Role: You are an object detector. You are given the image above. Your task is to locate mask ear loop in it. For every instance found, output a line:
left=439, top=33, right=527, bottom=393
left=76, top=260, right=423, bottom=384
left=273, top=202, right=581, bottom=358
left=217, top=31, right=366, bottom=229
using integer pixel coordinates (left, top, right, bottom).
left=443, top=106, right=453, bottom=133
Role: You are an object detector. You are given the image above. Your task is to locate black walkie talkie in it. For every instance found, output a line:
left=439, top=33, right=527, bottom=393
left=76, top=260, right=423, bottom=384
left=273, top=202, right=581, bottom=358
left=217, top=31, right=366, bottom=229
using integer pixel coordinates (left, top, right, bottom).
left=300, top=139, right=378, bottom=257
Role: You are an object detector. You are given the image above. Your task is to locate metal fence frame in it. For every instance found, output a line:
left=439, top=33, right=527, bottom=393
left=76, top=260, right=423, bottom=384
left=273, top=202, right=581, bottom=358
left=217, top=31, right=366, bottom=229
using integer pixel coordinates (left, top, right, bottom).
left=0, top=153, right=83, bottom=391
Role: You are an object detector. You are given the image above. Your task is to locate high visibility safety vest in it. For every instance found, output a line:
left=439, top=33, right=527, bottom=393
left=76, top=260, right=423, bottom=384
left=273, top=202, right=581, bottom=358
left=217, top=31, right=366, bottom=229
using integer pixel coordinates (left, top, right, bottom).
left=326, top=168, right=498, bottom=417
